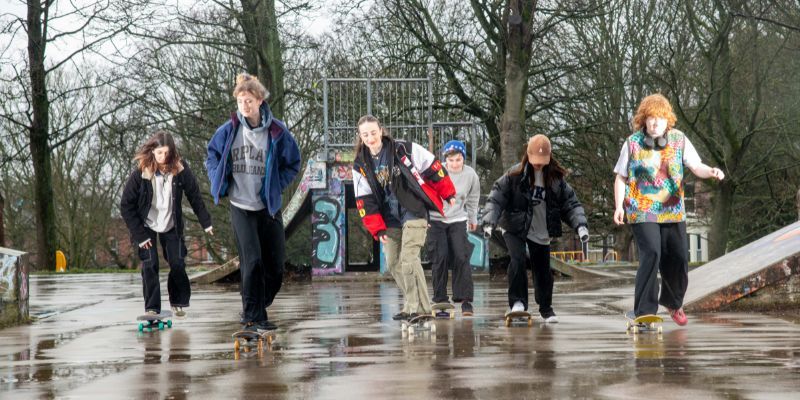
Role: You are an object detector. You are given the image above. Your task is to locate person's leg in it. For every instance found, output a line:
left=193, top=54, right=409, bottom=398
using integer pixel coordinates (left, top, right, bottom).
left=450, top=222, right=473, bottom=303
left=383, top=227, right=408, bottom=315
left=502, top=232, right=529, bottom=310
left=230, top=205, right=266, bottom=324
left=528, top=240, right=554, bottom=318
left=399, top=219, right=431, bottom=314
left=659, top=222, right=690, bottom=324
left=161, top=228, right=190, bottom=313
left=260, top=212, right=285, bottom=314
left=631, top=223, right=662, bottom=316
left=427, top=220, right=450, bottom=303
left=139, top=228, right=161, bottom=313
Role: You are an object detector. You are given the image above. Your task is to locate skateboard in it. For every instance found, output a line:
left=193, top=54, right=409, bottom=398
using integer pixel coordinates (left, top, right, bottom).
left=401, top=314, right=436, bottom=335
left=431, top=302, right=455, bottom=319
left=625, top=311, right=664, bottom=334
left=504, top=310, right=533, bottom=327
left=232, top=329, right=276, bottom=358
left=136, top=311, right=173, bottom=332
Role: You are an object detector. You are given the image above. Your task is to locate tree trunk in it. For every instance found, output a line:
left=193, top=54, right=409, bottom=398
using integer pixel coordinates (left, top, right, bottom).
left=797, top=188, right=800, bottom=220
left=238, top=0, right=285, bottom=120
left=27, top=2, right=57, bottom=270
left=709, top=180, right=734, bottom=259
left=0, top=191, right=4, bottom=247
left=499, top=0, right=536, bottom=169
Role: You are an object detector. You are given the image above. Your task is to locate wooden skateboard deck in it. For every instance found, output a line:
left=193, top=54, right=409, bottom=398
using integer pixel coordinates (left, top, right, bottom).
left=431, top=302, right=455, bottom=319
left=625, top=311, right=664, bottom=334
left=136, top=311, right=173, bottom=331
left=232, top=330, right=276, bottom=357
left=504, top=310, right=533, bottom=327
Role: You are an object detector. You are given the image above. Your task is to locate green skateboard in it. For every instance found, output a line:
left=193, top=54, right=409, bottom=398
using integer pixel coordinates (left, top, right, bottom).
left=136, top=311, right=173, bottom=332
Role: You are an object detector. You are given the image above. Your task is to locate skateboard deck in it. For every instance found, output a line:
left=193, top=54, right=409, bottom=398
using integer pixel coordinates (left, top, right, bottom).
left=504, top=310, right=533, bottom=327
left=136, top=311, right=173, bottom=332
left=232, top=330, right=276, bottom=357
left=431, top=302, right=455, bottom=319
left=401, top=314, right=436, bottom=335
left=625, top=311, right=664, bottom=334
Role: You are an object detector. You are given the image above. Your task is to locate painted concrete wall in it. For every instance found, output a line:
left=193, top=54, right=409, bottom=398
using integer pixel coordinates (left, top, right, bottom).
left=0, top=247, right=29, bottom=328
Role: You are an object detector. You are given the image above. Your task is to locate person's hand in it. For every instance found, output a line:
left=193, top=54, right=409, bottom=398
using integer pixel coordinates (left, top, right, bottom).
left=206, top=227, right=214, bottom=236
left=613, top=208, right=625, bottom=226
left=468, top=223, right=477, bottom=232
left=482, top=224, right=494, bottom=239
left=140, top=239, right=153, bottom=249
left=710, top=167, right=725, bottom=181
left=448, top=198, right=456, bottom=206
left=578, top=226, right=589, bottom=243
left=379, top=234, right=388, bottom=244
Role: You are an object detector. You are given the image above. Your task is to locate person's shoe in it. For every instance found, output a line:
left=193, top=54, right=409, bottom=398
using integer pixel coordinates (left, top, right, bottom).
left=256, top=320, right=278, bottom=332
left=542, top=310, right=559, bottom=324
left=171, top=306, right=187, bottom=319
left=668, top=307, right=688, bottom=326
left=461, top=302, right=474, bottom=316
left=511, top=301, right=525, bottom=313
left=239, top=312, right=246, bottom=324
left=242, top=322, right=257, bottom=332
left=145, top=310, right=159, bottom=316
left=392, top=312, right=410, bottom=321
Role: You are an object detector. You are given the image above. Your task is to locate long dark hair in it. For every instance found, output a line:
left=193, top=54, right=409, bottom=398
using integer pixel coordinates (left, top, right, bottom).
left=133, top=130, right=181, bottom=175
left=354, top=114, right=393, bottom=158
left=509, top=150, right=567, bottom=188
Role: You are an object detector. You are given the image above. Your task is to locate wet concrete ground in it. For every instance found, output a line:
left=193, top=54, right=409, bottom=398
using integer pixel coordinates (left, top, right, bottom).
left=2, top=273, right=799, bottom=399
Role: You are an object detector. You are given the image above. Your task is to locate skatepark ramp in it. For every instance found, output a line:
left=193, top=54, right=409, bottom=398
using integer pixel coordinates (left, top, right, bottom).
left=610, top=221, right=800, bottom=313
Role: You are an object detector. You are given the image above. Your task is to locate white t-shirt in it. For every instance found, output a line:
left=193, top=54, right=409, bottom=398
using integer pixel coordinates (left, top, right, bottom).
left=613, top=135, right=702, bottom=177
left=145, top=172, right=175, bottom=233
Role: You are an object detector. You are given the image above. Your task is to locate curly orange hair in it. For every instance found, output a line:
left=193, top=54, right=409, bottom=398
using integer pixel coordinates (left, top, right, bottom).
left=631, top=93, right=677, bottom=132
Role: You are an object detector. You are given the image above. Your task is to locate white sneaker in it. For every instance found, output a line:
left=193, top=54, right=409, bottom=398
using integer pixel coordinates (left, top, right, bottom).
left=511, top=301, right=525, bottom=313
left=543, top=313, right=559, bottom=323
left=172, top=306, right=187, bottom=319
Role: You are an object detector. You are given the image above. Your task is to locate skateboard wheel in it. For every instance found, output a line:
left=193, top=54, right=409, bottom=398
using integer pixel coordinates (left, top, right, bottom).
left=626, top=322, right=631, bottom=330
left=234, top=340, right=240, bottom=352
left=527, top=317, right=533, bottom=327
left=401, top=322, right=409, bottom=331
left=267, top=335, right=273, bottom=345
left=408, top=326, right=415, bottom=335
left=657, top=326, right=663, bottom=334
left=431, top=311, right=436, bottom=317
left=430, top=323, right=436, bottom=333
left=449, top=311, right=454, bottom=319
left=632, top=326, right=639, bottom=334
left=167, top=320, right=172, bottom=328
left=649, top=323, right=655, bottom=329
left=138, top=323, right=144, bottom=332
left=505, top=318, right=511, bottom=327
left=158, top=322, right=164, bottom=330
left=258, top=339, right=264, bottom=353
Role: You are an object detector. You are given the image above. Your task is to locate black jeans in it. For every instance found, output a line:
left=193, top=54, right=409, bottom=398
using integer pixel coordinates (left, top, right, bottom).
left=503, top=232, right=554, bottom=317
left=139, top=227, right=189, bottom=313
left=631, top=222, right=689, bottom=316
left=230, top=205, right=285, bottom=323
left=426, top=220, right=474, bottom=303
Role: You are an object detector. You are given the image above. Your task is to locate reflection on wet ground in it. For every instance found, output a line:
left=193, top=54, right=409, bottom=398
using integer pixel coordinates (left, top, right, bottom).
left=1, top=274, right=799, bottom=399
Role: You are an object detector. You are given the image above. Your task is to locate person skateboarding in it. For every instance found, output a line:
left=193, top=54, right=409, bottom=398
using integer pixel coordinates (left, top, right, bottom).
left=206, top=73, right=301, bottom=333
left=120, top=130, right=213, bottom=320
left=426, top=140, right=481, bottom=316
left=482, top=134, right=589, bottom=323
left=352, top=115, right=456, bottom=321
left=613, top=93, right=725, bottom=326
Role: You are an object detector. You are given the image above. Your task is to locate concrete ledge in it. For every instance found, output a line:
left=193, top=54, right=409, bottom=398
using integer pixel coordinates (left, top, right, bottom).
left=0, top=247, right=30, bottom=328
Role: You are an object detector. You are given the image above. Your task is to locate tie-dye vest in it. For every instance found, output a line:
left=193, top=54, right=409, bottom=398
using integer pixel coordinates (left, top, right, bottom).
left=624, top=129, right=685, bottom=223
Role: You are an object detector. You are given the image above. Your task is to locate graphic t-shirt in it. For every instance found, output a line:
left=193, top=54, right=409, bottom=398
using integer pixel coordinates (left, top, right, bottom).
left=229, top=117, right=270, bottom=211
left=371, top=146, right=404, bottom=227
left=526, top=170, right=550, bottom=245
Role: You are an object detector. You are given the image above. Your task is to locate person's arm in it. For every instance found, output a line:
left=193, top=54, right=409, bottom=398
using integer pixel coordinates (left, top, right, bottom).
left=613, top=174, right=627, bottom=225
left=466, top=169, right=481, bottom=230
left=277, top=129, right=302, bottom=191
left=411, top=142, right=456, bottom=202
left=181, top=161, right=213, bottom=234
left=353, top=167, right=388, bottom=242
left=684, top=136, right=725, bottom=181
left=119, top=171, right=151, bottom=247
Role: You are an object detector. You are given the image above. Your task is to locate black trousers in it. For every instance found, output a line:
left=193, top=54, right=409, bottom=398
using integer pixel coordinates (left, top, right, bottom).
left=503, top=232, right=553, bottom=316
left=139, top=227, right=189, bottom=313
left=426, top=220, right=474, bottom=303
left=631, top=222, right=689, bottom=316
left=230, top=205, right=285, bottom=323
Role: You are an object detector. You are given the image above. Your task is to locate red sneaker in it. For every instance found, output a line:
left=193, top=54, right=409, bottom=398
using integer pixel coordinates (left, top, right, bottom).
left=669, top=308, right=688, bottom=326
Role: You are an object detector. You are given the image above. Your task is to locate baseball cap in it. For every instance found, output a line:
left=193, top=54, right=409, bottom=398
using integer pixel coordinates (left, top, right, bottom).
left=527, top=134, right=551, bottom=164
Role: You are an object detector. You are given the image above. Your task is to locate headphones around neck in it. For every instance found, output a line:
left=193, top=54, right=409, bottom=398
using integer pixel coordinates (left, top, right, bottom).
left=643, top=133, right=667, bottom=150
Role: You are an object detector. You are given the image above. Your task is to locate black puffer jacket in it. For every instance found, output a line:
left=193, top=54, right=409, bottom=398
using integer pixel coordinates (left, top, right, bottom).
left=482, top=163, right=587, bottom=239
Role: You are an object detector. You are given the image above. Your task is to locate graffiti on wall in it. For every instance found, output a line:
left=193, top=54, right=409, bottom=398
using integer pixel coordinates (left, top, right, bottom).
left=0, top=253, right=18, bottom=301
left=312, top=196, right=344, bottom=273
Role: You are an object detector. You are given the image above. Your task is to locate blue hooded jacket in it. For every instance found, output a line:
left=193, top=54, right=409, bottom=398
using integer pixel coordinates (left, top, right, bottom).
left=206, top=101, right=301, bottom=216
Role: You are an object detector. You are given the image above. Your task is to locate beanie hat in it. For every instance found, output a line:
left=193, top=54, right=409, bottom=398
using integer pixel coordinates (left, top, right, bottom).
left=441, top=140, right=467, bottom=159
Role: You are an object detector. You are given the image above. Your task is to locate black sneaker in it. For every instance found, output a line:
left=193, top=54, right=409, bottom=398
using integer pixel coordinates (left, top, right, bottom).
left=392, top=312, right=410, bottom=321
left=242, top=322, right=257, bottom=332
left=461, top=302, right=474, bottom=316
left=256, top=320, right=277, bottom=332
